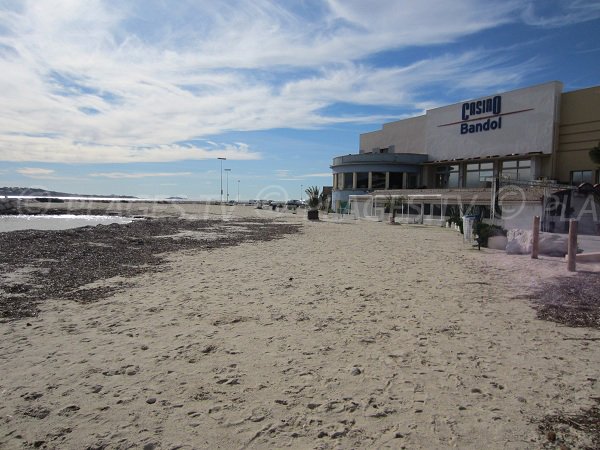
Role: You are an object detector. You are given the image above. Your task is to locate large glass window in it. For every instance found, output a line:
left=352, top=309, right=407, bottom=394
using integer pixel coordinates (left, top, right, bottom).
left=371, top=172, right=386, bottom=190
left=435, top=165, right=460, bottom=188
left=501, top=160, right=531, bottom=182
left=570, top=170, right=594, bottom=185
left=407, top=174, right=418, bottom=189
left=343, top=173, right=353, bottom=189
left=389, top=172, right=403, bottom=189
left=466, top=162, right=493, bottom=188
left=356, top=172, right=369, bottom=189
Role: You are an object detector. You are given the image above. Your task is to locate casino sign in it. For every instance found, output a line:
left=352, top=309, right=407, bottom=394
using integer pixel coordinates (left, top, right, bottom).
left=438, top=94, right=534, bottom=135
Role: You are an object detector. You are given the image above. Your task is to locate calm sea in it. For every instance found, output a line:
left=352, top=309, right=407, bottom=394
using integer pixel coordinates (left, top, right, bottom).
left=0, top=215, right=134, bottom=233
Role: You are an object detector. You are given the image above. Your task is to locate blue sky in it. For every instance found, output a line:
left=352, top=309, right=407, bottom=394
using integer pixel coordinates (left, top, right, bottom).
left=1, top=0, right=599, bottom=200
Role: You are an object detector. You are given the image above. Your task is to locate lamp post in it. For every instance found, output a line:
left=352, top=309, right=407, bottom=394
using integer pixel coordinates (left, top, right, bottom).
left=224, top=168, right=231, bottom=202
left=217, top=157, right=226, bottom=203
left=237, top=180, right=240, bottom=203
left=300, top=184, right=303, bottom=202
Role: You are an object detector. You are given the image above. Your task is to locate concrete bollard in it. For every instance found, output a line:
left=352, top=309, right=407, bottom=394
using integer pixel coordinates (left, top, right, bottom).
left=567, top=219, right=578, bottom=272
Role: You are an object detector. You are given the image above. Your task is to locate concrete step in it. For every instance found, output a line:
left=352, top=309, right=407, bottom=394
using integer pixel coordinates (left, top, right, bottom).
left=565, top=252, right=600, bottom=263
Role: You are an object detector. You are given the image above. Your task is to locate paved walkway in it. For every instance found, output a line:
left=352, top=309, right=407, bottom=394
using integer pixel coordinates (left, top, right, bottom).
left=579, top=234, right=600, bottom=253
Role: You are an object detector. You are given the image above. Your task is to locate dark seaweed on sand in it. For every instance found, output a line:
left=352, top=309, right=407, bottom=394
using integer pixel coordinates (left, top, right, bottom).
left=530, top=273, right=600, bottom=330
left=0, top=217, right=300, bottom=321
left=537, top=398, right=600, bottom=450
left=530, top=273, right=600, bottom=449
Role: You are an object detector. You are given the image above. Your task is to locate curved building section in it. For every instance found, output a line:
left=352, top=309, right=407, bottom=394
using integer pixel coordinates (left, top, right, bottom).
left=331, top=153, right=427, bottom=211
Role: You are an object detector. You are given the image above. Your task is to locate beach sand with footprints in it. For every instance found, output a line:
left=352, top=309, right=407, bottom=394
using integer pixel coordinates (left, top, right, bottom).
left=1, top=203, right=599, bottom=449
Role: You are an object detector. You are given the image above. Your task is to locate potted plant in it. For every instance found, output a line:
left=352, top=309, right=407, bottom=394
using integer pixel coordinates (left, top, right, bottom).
left=305, top=186, right=320, bottom=220
left=446, top=206, right=464, bottom=234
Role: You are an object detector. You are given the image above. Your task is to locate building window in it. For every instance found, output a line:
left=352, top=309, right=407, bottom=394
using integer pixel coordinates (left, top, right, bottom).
left=570, top=170, right=594, bottom=185
left=371, top=172, right=386, bottom=190
left=435, top=165, right=460, bottom=188
left=501, top=159, right=531, bottom=182
left=356, top=172, right=369, bottom=189
left=389, top=172, right=403, bottom=189
left=466, top=162, right=493, bottom=188
left=407, top=173, right=418, bottom=189
left=343, top=173, right=353, bottom=189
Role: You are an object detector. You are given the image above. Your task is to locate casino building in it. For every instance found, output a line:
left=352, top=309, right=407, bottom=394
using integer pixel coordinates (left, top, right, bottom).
left=331, top=81, right=600, bottom=233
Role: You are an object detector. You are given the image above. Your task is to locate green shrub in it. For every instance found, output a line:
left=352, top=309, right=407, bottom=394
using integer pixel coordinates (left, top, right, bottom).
left=474, top=223, right=506, bottom=247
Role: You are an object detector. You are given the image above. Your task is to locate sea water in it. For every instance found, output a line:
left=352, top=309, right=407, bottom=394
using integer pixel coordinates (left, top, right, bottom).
left=0, top=215, right=135, bottom=233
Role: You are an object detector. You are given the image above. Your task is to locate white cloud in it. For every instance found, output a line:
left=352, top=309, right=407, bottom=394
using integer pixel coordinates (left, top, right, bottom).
left=16, top=167, right=55, bottom=176
left=0, top=138, right=261, bottom=163
left=89, top=172, right=192, bottom=179
left=14, top=166, right=83, bottom=181
left=0, top=1, right=591, bottom=164
left=521, top=0, right=600, bottom=28
left=276, top=169, right=333, bottom=180
left=302, top=173, right=333, bottom=178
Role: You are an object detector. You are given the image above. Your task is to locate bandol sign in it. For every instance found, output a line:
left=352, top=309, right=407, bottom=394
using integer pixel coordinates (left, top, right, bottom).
left=460, top=95, right=503, bottom=135
left=437, top=92, right=535, bottom=136
left=425, top=81, right=561, bottom=161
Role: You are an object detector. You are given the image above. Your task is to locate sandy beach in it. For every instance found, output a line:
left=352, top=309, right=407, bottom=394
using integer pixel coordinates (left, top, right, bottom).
left=1, top=204, right=599, bottom=449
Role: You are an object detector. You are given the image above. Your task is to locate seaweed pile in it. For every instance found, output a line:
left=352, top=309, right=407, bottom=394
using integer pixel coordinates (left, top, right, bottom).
left=0, top=217, right=301, bottom=321
left=538, top=398, right=600, bottom=450
left=530, top=272, right=600, bottom=330
left=530, top=273, right=600, bottom=448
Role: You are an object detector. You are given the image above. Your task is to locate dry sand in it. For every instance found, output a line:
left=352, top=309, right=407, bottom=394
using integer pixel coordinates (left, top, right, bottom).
left=1, top=204, right=599, bottom=449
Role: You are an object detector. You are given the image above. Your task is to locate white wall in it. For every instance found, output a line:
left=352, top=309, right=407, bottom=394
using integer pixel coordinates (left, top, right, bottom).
left=425, top=81, right=562, bottom=161
left=501, top=203, right=544, bottom=230
left=360, top=115, right=426, bottom=154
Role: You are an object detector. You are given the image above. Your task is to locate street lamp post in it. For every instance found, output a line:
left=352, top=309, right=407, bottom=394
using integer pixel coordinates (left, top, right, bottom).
left=224, top=169, right=231, bottom=202
left=300, top=184, right=303, bottom=202
left=217, top=157, right=226, bottom=203
left=237, top=180, right=240, bottom=203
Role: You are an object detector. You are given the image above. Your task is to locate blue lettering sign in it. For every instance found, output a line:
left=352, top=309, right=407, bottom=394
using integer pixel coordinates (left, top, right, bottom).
left=460, top=117, right=502, bottom=135
left=461, top=95, right=502, bottom=120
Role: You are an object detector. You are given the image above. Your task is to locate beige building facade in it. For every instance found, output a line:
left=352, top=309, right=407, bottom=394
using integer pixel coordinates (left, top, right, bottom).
left=331, top=81, right=600, bottom=232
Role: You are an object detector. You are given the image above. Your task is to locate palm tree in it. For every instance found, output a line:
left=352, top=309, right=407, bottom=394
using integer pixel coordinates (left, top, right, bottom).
left=305, top=186, right=320, bottom=220
left=383, top=194, right=405, bottom=224
left=318, top=190, right=330, bottom=211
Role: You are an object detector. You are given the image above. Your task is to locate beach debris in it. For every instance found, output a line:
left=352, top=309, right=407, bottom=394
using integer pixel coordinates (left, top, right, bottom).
left=350, top=367, right=362, bottom=376
left=530, top=273, right=600, bottom=329
left=537, top=397, right=600, bottom=449
left=145, top=398, right=157, bottom=405
left=0, top=217, right=301, bottom=320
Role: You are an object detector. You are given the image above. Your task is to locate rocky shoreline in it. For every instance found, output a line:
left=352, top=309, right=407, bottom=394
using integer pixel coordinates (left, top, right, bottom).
left=0, top=217, right=301, bottom=321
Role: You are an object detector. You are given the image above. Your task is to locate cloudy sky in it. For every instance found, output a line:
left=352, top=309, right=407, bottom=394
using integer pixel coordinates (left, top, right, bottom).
left=1, top=0, right=599, bottom=199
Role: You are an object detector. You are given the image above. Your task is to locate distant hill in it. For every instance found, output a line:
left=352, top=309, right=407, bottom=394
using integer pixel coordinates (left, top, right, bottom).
left=0, top=187, right=137, bottom=199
